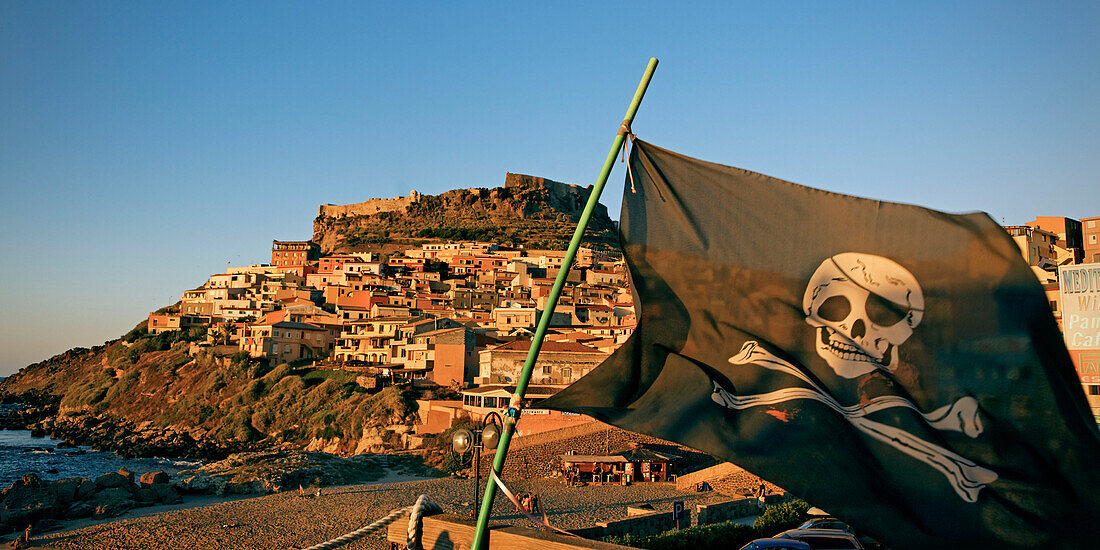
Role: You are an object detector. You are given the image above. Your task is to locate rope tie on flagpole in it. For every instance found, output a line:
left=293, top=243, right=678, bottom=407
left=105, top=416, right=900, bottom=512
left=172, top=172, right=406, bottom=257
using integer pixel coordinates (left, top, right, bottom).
left=298, top=494, right=441, bottom=550
left=618, top=119, right=639, bottom=192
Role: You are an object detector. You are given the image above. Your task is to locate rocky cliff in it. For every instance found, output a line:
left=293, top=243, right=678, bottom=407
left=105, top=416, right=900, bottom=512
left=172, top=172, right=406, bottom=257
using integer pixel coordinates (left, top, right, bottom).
left=312, top=173, right=619, bottom=253
left=0, top=338, right=422, bottom=461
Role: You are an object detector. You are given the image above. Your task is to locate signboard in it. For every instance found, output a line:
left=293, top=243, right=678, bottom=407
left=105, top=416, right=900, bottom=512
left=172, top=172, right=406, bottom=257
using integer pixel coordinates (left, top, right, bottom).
left=1059, top=263, right=1100, bottom=351
left=1070, top=350, right=1100, bottom=385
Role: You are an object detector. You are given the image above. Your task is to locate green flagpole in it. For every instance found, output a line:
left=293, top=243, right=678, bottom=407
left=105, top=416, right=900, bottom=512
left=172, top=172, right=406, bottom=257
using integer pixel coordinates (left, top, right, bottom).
left=469, top=57, right=658, bottom=550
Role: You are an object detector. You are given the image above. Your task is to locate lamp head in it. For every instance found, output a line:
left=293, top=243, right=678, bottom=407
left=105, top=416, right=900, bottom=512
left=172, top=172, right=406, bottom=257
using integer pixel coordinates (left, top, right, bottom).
left=481, top=423, right=501, bottom=449
left=451, top=428, right=473, bottom=453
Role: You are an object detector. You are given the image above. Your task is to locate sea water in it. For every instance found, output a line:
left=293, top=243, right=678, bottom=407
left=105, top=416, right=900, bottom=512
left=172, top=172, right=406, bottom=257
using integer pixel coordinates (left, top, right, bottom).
left=0, top=430, right=202, bottom=487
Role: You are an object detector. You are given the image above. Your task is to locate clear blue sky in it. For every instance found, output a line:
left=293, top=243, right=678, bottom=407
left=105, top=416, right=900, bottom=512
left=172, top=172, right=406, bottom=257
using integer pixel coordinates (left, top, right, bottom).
left=2, top=2, right=1097, bottom=376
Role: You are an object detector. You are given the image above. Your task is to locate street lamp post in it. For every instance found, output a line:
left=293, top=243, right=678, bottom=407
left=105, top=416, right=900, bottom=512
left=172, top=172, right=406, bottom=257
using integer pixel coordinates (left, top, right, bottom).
left=452, top=412, right=503, bottom=517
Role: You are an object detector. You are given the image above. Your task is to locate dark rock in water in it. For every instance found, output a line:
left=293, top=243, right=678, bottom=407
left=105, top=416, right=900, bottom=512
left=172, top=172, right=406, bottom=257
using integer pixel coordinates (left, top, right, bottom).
left=51, top=478, right=83, bottom=507
left=91, top=487, right=134, bottom=518
left=139, top=471, right=170, bottom=486
left=117, top=466, right=135, bottom=486
left=44, top=468, right=59, bottom=474
left=55, top=440, right=76, bottom=449
left=75, top=479, right=97, bottom=500
left=20, top=473, right=42, bottom=488
left=1, top=475, right=58, bottom=528
left=29, top=427, right=45, bottom=438
left=94, top=472, right=127, bottom=489
left=64, top=449, right=86, bottom=456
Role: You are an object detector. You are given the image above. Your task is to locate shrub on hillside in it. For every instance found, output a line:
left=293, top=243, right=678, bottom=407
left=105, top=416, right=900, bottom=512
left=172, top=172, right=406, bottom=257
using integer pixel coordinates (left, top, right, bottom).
left=185, top=326, right=207, bottom=341
left=230, top=351, right=253, bottom=368
left=601, top=499, right=810, bottom=550
left=605, top=521, right=757, bottom=550
left=753, top=499, right=810, bottom=535
left=122, top=324, right=147, bottom=343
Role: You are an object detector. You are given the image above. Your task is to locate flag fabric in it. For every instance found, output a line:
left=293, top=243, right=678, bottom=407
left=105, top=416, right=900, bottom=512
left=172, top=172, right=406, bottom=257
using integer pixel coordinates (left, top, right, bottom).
left=541, top=139, right=1100, bottom=549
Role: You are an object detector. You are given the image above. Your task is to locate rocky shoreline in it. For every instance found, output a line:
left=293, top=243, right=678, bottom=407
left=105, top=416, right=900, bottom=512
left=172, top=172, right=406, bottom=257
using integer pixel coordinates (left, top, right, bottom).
left=0, top=449, right=436, bottom=537
left=1, top=468, right=182, bottom=537
left=1, top=400, right=252, bottom=462
left=29, top=410, right=252, bottom=461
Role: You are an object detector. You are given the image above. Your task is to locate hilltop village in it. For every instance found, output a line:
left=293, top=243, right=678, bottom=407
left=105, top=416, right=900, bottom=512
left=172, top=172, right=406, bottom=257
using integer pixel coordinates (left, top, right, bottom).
left=139, top=211, right=1100, bottom=438
left=148, top=239, right=633, bottom=439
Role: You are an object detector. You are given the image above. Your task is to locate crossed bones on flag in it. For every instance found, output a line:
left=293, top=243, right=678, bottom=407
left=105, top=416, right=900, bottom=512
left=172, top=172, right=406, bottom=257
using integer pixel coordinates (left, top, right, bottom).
left=711, top=340, right=998, bottom=502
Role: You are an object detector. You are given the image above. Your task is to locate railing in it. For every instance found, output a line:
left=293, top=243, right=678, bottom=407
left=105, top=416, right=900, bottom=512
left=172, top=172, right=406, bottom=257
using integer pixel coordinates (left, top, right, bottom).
left=386, top=513, right=639, bottom=550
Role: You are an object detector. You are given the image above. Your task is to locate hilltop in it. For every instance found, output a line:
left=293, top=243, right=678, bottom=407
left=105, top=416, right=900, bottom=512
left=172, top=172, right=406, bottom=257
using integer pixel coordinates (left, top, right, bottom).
left=312, top=173, right=619, bottom=253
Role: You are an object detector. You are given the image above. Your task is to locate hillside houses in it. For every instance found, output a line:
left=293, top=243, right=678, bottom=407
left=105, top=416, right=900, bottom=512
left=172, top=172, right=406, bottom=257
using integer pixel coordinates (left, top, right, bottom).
left=156, top=239, right=633, bottom=400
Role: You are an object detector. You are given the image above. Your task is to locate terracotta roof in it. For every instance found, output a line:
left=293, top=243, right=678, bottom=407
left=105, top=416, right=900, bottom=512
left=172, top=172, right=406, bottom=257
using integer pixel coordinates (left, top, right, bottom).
left=271, top=321, right=327, bottom=331
left=488, top=340, right=604, bottom=354
left=461, top=385, right=563, bottom=396
left=415, top=327, right=467, bottom=337
left=561, top=456, right=629, bottom=463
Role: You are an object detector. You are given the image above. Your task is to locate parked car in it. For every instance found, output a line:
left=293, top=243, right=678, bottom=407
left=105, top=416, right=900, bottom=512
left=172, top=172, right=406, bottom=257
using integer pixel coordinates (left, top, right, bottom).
left=795, top=518, right=883, bottom=549
left=797, top=518, right=854, bottom=533
left=738, top=539, right=812, bottom=550
left=774, top=528, right=865, bottom=549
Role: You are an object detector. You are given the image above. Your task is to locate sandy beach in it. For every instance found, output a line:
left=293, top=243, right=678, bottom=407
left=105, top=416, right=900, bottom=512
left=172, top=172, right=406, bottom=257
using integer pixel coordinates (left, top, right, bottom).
left=13, top=475, right=733, bottom=550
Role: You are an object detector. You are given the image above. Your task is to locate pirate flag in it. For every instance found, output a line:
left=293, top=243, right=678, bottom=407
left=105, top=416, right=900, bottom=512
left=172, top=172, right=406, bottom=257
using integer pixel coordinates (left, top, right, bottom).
left=541, top=140, right=1100, bottom=549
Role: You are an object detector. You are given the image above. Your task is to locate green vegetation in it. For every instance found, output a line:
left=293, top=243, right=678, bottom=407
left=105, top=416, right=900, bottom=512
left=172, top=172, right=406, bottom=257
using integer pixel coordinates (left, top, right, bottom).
left=122, top=324, right=148, bottom=343
left=26, top=333, right=423, bottom=454
left=415, top=226, right=503, bottom=242
left=606, top=522, right=757, bottom=550
left=108, top=329, right=208, bottom=369
left=344, top=230, right=391, bottom=247
left=752, top=499, right=810, bottom=533
left=603, top=500, right=811, bottom=550
left=301, top=369, right=358, bottom=386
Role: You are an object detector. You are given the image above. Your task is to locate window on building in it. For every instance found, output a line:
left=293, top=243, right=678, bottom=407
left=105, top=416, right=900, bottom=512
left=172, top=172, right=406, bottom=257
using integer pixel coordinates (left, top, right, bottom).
left=1091, top=235, right=1098, bottom=245
left=1089, top=220, right=1097, bottom=228
left=1050, top=301, right=1058, bottom=312
left=1090, top=386, right=1100, bottom=396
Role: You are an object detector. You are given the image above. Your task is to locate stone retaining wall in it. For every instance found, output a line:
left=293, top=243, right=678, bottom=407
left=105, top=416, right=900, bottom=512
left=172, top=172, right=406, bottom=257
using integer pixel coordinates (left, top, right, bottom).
left=571, top=509, right=688, bottom=540
left=675, top=462, right=745, bottom=491
left=694, top=497, right=761, bottom=526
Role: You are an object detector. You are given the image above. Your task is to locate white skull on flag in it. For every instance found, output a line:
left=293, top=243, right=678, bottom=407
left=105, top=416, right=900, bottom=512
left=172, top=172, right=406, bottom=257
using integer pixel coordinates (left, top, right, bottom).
left=802, top=253, right=924, bottom=378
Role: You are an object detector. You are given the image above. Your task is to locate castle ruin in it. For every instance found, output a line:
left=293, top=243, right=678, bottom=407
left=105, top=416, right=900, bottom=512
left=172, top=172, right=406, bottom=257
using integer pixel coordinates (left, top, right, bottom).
left=317, top=190, right=422, bottom=219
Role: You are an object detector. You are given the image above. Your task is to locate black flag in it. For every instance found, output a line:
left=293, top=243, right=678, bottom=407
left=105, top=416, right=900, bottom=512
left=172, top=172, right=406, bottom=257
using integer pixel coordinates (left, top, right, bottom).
left=542, top=140, right=1100, bottom=549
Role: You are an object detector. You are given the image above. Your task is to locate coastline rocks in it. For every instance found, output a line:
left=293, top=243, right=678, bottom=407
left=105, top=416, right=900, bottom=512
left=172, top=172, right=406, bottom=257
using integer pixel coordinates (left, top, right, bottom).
left=172, top=450, right=387, bottom=496
left=0, top=467, right=180, bottom=534
left=94, top=472, right=127, bottom=489
left=30, top=411, right=251, bottom=462
left=90, top=487, right=132, bottom=518
left=139, top=471, right=169, bottom=486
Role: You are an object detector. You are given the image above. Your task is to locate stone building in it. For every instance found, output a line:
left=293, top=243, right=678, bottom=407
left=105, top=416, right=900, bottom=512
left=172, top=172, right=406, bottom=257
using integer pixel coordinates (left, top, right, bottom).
left=240, top=321, right=331, bottom=362
left=271, top=240, right=320, bottom=267
left=477, top=340, right=608, bottom=385
left=1084, top=216, right=1100, bottom=264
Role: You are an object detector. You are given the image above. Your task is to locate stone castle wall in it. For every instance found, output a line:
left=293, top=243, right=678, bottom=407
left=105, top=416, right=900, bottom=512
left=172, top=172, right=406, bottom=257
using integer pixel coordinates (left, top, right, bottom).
left=504, top=172, right=590, bottom=201
left=318, top=174, right=591, bottom=220
left=317, top=190, right=422, bottom=218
